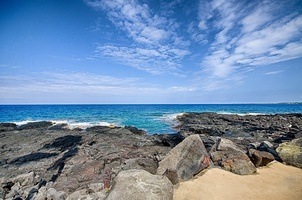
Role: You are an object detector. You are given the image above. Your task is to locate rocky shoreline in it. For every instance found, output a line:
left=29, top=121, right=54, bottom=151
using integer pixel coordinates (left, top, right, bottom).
left=0, top=113, right=301, bottom=199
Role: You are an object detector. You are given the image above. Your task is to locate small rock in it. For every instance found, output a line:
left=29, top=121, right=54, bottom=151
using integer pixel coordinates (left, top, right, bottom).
left=261, top=141, right=274, bottom=148
left=248, top=142, right=260, bottom=149
left=210, top=138, right=257, bottom=175
left=12, top=172, right=39, bottom=187
left=6, top=182, right=22, bottom=199
left=259, top=141, right=281, bottom=161
left=156, top=133, right=185, bottom=147
left=47, top=188, right=67, bottom=200
left=32, top=186, right=47, bottom=200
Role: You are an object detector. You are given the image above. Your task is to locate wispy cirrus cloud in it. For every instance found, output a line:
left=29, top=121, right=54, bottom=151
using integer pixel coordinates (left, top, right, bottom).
left=0, top=64, right=21, bottom=69
left=85, top=0, right=302, bottom=91
left=85, top=0, right=190, bottom=75
left=96, top=45, right=189, bottom=75
left=0, top=72, right=139, bottom=90
left=198, top=0, right=302, bottom=90
left=265, top=70, right=284, bottom=75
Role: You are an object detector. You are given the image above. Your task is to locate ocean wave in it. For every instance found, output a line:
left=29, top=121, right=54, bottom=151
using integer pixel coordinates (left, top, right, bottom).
left=65, top=121, right=112, bottom=130
left=13, top=120, right=114, bottom=130
left=159, top=113, right=184, bottom=122
left=14, top=120, right=44, bottom=126
left=237, top=112, right=264, bottom=116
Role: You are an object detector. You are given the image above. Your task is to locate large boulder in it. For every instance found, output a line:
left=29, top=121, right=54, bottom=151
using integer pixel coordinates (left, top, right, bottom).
left=210, top=138, right=256, bottom=175
left=248, top=149, right=275, bottom=167
left=276, top=138, right=302, bottom=168
left=157, top=134, right=210, bottom=184
left=106, top=169, right=173, bottom=200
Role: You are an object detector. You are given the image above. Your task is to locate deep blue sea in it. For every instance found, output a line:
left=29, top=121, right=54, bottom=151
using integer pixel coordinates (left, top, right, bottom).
left=0, top=104, right=301, bottom=134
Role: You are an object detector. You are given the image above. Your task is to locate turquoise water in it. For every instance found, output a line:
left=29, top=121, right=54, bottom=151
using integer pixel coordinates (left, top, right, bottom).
left=0, top=104, right=301, bottom=134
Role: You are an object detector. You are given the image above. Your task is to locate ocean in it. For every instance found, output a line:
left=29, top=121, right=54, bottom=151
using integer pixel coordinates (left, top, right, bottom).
left=0, top=104, right=301, bottom=134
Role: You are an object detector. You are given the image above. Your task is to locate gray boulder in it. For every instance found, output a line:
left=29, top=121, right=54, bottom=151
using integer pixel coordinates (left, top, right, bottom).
left=106, top=169, right=173, bottom=200
left=210, top=138, right=257, bottom=175
left=276, top=138, right=302, bottom=168
left=157, top=134, right=210, bottom=184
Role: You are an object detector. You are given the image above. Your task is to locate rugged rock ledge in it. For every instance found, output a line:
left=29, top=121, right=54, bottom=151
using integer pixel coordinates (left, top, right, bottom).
left=176, top=112, right=302, bottom=170
left=0, top=122, right=173, bottom=199
left=0, top=113, right=301, bottom=199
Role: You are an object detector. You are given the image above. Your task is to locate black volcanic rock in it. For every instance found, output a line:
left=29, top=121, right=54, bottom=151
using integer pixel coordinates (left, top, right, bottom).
left=0, top=123, right=17, bottom=132
left=154, top=133, right=185, bottom=147
left=17, top=121, right=53, bottom=130
left=0, top=121, right=172, bottom=199
left=176, top=112, right=302, bottom=146
left=43, top=135, right=82, bottom=151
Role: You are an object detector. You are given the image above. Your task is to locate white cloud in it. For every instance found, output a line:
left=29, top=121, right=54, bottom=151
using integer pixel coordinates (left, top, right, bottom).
left=199, top=0, right=302, bottom=90
left=0, top=64, right=21, bottom=69
left=87, top=0, right=168, bottom=45
left=97, top=45, right=189, bottom=75
left=241, top=5, right=272, bottom=33
left=265, top=70, right=284, bottom=75
left=85, top=0, right=302, bottom=91
left=85, top=0, right=191, bottom=75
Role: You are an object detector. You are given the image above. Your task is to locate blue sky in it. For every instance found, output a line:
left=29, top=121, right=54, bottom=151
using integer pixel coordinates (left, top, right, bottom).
left=0, top=0, right=302, bottom=104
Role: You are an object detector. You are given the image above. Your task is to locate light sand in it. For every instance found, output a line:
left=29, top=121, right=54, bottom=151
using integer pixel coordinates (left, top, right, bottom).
left=173, top=161, right=302, bottom=200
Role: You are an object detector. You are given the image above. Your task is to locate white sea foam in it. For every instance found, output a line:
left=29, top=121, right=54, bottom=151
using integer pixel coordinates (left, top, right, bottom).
left=159, top=113, right=184, bottom=122
left=14, top=120, right=44, bottom=126
left=217, top=112, right=264, bottom=116
left=237, top=113, right=264, bottom=116
left=14, top=120, right=114, bottom=130
left=158, top=113, right=185, bottom=129
left=66, top=121, right=112, bottom=130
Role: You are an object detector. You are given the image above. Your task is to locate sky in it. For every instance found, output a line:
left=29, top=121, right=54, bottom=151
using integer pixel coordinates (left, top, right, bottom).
left=0, top=0, right=302, bottom=104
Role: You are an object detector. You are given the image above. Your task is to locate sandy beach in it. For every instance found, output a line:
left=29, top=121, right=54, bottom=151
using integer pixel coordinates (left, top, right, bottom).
left=174, top=161, right=302, bottom=200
